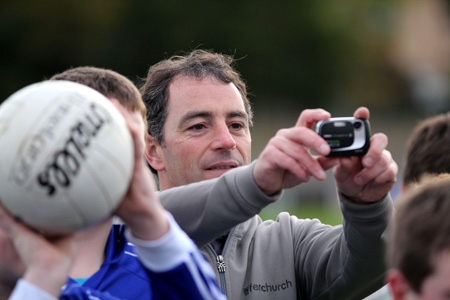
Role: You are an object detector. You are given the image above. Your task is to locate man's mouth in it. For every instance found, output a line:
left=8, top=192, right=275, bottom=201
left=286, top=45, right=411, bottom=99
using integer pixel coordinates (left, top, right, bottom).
left=208, top=165, right=236, bottom=170
left=206, top=161, right=239, bottom=171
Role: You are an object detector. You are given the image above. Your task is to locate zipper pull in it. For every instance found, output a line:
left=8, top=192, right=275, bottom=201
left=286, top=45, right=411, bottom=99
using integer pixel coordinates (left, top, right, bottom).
left=216, top=255, right=226, bottom=273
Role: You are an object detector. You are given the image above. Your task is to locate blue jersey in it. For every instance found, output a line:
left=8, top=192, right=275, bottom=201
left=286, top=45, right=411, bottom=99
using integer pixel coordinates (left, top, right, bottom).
left=9, top=213, right=225, bottom=300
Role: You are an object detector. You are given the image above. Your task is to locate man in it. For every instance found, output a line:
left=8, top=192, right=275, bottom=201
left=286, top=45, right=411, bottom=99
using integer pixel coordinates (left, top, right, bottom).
left=140, top=49, right=398, bottom=299
left=0, top=67, right=226, bottom=299
left=386, top=174, right=450, bottom=300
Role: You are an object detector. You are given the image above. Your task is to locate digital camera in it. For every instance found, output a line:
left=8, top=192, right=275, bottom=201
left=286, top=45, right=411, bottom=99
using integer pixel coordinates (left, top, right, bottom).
left=315, top=117, right=370, bottom=157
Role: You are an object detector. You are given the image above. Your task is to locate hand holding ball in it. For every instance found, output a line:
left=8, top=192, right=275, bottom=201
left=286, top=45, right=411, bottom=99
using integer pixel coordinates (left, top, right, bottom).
left=0, top=81, right=134, bottom=234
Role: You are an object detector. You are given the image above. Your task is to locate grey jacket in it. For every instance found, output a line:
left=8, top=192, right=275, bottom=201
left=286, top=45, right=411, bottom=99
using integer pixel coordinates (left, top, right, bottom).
left=159, top=161, right=393, bottom=300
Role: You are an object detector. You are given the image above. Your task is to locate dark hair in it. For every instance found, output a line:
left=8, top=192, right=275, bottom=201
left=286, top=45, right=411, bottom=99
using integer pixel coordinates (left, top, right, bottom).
left=139, top=49, right=253, bottom=145
left=403, top=113, right=450, bottom=187
left=49, top=66, right=147, bottom=132
left=388, top=174, right=450, bottom=293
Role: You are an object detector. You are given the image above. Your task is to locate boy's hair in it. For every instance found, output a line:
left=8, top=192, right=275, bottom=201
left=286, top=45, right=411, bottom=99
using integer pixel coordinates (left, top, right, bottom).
left=388, top=173, right=450, bottom=292
left=139, top=49, right=253, bottom=145
left=50, top=66, right=147, bottom=133
left=403, top=113, right=450, bottom=187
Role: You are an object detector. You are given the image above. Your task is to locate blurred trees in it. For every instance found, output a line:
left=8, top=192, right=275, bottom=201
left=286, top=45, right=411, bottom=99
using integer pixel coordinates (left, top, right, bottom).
left=3, top=0, right=450, bottom=206
left=1, top=0, right=406, bottom=110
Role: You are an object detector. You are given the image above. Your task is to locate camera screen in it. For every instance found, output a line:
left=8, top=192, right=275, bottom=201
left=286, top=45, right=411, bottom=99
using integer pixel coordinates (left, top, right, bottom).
left=321, top=121, right=354, bottom=148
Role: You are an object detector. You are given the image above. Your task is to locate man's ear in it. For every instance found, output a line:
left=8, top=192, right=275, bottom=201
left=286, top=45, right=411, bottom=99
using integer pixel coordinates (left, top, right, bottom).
left=145, top=133, right=165, bottom=172
left=387, top=268, right=414, bottom=300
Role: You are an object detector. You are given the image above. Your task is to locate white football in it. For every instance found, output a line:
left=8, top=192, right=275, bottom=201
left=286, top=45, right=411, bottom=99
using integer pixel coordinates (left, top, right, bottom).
left=0, top=80, right=134, bottom=234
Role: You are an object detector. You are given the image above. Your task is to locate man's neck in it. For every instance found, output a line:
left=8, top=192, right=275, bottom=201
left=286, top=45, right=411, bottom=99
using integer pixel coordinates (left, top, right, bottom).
left=158, top=175, right=174, bottom=191
left=210, top=232, right=229, bottom=255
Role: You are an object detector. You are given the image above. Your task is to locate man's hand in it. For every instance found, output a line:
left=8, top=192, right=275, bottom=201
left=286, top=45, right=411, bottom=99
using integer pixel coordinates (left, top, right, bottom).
left=253, top=106, right=397, bottom=202
left=253, top=108, right=339, bottom=196
left=111, top=101, right=170, bottom=241
left=333, top=107, right=398, bottom=203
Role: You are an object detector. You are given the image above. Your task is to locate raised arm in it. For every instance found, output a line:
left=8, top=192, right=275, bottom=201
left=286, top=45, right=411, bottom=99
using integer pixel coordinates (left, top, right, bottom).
left=114, top=104, right=226, bottom=299
left=159, top=108, right=337, bottom=246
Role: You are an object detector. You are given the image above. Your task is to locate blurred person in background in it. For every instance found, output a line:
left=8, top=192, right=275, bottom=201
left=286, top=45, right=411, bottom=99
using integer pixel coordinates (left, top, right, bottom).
left=402, top=113, right=450, bottom=190
left=365, top=112, right=450, bottom=300
left=387, top=174, right=450, bottom=300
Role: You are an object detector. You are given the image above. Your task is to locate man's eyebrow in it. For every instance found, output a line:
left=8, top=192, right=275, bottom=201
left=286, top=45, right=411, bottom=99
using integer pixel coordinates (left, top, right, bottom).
left=228, top=111, right=248, bottom=120
left=179, top=111, right=212, bottom=127
left=179, top=110, right=249, bottom=127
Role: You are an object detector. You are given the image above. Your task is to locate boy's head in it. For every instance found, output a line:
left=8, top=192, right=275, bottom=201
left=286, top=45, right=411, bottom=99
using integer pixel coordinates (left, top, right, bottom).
left=388, top=174, right=450, bottom=299
left=50, top=66, right=147, bottom=134
left=403, top=113, right=450, bottom=189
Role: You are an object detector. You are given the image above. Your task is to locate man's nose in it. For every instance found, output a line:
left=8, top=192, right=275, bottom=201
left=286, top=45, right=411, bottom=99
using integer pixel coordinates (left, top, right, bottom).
left=211, top=126, right=236, bottom=150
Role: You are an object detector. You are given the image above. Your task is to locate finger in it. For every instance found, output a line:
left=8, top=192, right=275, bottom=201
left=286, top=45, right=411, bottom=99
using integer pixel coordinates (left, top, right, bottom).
left=255, top=148, right=311, bottom=192
left=126, top=111, right=146, bottom=158
left=262, top=136, right=314, bottom=181
left=370, top=159, right=398, bottom=186
left=353, top=107, right=370, bottom=120
left=334, top=156, right=361, bottom=182
left=111, top=102, right=145, bottom=161
left=362, top=133, right=388, bottom=168
left=0, top=203, right=17, bottom=233
left=358, top=162, right=398, bottom=203
left=110, top=99, right=140, bottom=137
left=354, top=150, right=392, bottom=186
left=317, top=156, right=340, bottom=170
left=279, top=127, right=330, bottom=156
left=295, top=109, right=331, bottom=128
left=271, top=131, right=328, bottom=180
left=273, top=153, right=312, bottom=183
left=0, top=203, right=37, bottom=249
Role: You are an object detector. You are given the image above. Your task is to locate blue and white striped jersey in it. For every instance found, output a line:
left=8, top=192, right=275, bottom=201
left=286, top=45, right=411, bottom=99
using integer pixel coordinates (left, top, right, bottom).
left=9, top=213, right=225, bottom=300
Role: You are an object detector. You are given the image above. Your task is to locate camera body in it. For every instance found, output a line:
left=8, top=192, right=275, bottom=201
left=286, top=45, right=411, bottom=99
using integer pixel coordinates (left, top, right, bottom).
left=315, top=117, right=370, bottom=157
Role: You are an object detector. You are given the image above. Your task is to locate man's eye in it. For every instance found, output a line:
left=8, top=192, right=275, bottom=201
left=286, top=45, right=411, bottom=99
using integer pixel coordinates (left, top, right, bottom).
left=230, top=123, right=244, bottom=130
left=189, top=124, right=205, bottom=131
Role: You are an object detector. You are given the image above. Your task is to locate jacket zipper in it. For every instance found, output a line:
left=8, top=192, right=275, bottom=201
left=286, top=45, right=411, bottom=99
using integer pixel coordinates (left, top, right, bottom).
left=207, top=228, right=234, bottom=296
left=207, top=244, right=227, bottom=294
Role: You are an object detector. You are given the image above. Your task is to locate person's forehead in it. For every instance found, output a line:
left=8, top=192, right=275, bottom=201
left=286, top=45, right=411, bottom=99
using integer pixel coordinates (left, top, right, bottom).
left=167, top=75, right=246, bottom=112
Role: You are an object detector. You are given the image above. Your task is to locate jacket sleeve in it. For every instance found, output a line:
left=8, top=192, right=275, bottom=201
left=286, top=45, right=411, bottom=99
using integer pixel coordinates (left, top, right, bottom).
left=159, top=161, right=280, bottom=246
left=294, top=193, right=394, bottom=300
left=9, top=279, right=57, bottom=300
left=125, top=212, right=226, bottom=300
left=8, top=279, right=124, bottom=300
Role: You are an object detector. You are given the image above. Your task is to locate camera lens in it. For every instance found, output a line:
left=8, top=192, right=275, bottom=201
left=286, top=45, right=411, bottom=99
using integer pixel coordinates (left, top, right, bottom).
left=353, top=122, right=362, bottom=129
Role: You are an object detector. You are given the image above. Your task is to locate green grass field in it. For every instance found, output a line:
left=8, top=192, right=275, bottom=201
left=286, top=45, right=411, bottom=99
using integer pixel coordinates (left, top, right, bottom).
left=258, top=203, right=343, bottom=226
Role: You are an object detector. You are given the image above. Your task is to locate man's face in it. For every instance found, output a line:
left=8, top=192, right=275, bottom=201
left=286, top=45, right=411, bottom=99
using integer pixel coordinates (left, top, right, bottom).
left=150, top=76, right=252, bottom=189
